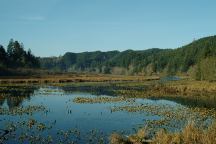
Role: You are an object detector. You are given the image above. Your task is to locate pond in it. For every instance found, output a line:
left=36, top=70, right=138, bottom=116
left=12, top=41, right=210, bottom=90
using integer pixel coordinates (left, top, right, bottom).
left=0, top=85, right=215, bottom=144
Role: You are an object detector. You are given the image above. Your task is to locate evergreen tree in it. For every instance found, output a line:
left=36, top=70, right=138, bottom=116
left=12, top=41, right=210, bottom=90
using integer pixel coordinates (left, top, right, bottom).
left=0, top=45, right=7, bottom=67
left=7, top=39, right=15, bottom=67
left=2, top=39, right=40, bottom=69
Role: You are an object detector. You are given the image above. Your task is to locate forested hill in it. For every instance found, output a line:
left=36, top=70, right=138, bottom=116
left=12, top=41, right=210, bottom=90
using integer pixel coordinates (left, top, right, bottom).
left=1, top=36, right=215, bottom=80
left=40, top=35, right=216, bottom=80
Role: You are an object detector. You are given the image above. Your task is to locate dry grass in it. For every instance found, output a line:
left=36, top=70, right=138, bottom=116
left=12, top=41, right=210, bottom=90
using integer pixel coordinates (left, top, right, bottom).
left=1, top=73, right=215, bottom=95
left=110, top=121, right=216, bottom=144
left=117, top=80, right=216, bottom=98
left=0, top=74, right=159, bottom=84
left=153, top=121, right=216, bottom=144
left=127, top=128, right=150, bottom=144
left=110, top=133, right=128, bottom=144
left=163, top=80, right=216, bottom=94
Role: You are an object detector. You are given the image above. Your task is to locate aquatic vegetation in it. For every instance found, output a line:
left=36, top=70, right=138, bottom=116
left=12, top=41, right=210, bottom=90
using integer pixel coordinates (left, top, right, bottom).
left=73, top=96, right=132, bottom=104
left=28, top=118, right=37, bottom=128
left=37, top=123, right=46, bottom=131
left=111, top=103, right=216, bottom=132
left=1, top=119, right=107, bottom=144
left=0, top=105, right=46, bottom=115
left=0, top=81, right=216, bottom=144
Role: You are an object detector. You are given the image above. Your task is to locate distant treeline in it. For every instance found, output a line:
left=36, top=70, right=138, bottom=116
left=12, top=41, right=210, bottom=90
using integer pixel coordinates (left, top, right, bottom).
left=1, top=36, right=216, bottom=81
left=0, top=39, right=40, bottom=69
left=40, top=36, right=216, bottom=81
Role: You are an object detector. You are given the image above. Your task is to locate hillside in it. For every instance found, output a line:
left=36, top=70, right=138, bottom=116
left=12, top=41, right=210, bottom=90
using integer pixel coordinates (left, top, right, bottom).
left=40, top=35, right=216, bottom=79
left=0, top=36, right=215, bottom=80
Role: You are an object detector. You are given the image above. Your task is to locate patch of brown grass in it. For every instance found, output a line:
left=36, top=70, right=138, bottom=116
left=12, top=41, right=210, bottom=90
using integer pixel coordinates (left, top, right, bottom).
left=109, top=133, right=128, bottom=144
left=110, top=121, right=216, bottom=144
left=0, top=74, right=160, bottom=84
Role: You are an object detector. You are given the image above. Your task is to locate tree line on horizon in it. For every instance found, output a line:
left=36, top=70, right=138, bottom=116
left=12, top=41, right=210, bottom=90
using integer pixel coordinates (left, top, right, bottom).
left=0, top=36, right=216, bottom=81
left=40, top=35, right=216, bottom=81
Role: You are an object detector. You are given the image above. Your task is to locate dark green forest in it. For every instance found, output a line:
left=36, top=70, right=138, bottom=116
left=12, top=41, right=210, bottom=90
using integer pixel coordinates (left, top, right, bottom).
left=1, top=36, right=216, bottom=80
left=0, top=39, right=40, bottom=75
left=40, top=35, right=216, bottom=80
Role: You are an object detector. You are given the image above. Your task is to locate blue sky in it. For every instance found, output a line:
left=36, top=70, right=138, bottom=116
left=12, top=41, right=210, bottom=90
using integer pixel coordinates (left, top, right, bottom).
left=0, top=0, right=216, bottom=57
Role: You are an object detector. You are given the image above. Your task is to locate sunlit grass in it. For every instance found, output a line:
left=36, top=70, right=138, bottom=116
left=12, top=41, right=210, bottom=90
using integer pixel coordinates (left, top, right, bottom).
left=0, top=74, right=159, bottom=84
left=110, top=121, right=216, bottom=144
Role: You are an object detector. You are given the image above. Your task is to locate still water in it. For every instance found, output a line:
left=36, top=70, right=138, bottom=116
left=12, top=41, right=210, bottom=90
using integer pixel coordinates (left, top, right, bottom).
left=0, top=86, right=215, bottom=143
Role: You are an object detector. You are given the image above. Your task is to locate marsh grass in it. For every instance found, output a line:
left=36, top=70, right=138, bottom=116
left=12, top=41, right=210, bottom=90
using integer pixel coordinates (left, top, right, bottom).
left=1, top=77, right=216, bottom=144
left=153, top=121, right=216, bottom=144
left=0, top=74, right=159, bottom=84
left=110, top=121, right=216, bottom=144
left=152, top=80, right=216, bottom=95
left=110, top=133, right=129, bottom=144
left=1, top=76, right=216, bottom=97
left=115, top=80, right=216, bottom=98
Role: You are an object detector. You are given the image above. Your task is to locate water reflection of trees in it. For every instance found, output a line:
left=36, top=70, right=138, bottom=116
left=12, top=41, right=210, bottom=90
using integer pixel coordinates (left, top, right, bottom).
left=152, top=95, right=216, bottom=109
left=61, top=85, right=216, bottom=109
left=0, top=97, right=5, bottom=106
left=2, top=84, right=214, bottom=110
left=0, top=86, right=38, bottom=109
left=61, top=85, right=144, bottom=96
left=61, top=85, right=116, bottom=96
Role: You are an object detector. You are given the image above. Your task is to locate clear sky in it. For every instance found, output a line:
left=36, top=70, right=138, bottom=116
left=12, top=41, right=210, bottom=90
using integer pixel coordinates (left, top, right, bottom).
left=0, top=0, right=216, bottom=57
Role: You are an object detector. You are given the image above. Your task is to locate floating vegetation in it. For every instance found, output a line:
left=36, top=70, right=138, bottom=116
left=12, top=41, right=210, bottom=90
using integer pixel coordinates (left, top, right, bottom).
left=0, top=80, right=216, bottom=144
left=0, top=105, right=46, bottom=115
left=111, top=103, right=216, bottom=132
left=1, top=119, right=107, bottom=144
left=115, top=104, right=215, bottom=119
left=73, top=96, right=133, bottom=104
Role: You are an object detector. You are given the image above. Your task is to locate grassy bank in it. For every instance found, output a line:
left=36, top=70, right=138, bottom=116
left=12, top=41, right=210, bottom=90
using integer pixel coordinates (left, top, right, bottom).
left=1, top=75, right=216, bottom=99
left=110, top=121, right=216, bottom=144
left=0, top=74, right=159, bottom=84
left=116, top=80, right=216, bottom=97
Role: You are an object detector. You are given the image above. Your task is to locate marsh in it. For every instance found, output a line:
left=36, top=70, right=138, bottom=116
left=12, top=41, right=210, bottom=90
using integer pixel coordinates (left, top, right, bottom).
left=0, top=82, right=215, bottom=144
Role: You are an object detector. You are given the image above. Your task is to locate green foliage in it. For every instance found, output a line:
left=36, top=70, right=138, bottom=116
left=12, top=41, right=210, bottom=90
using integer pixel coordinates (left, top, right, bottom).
left=1, top=35, right=216, bottom=80
left=103, top=66, right=111, bottom=74
left=0, top=45, right=7, bottom=67
left=0, top=39, right=40, bottom=69
left=40, top=51, right=120, bottom=72
left=195, top=57, right=216, bottom=81
left=39, top=35, right=216, bottom=81
left=41, top=36, right=216, bottom=78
